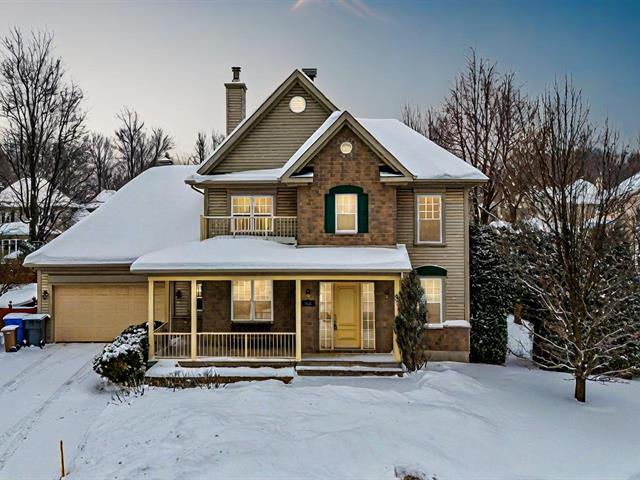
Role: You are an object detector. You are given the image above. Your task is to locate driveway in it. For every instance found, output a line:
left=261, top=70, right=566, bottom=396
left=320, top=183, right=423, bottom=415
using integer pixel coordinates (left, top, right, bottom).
left=0, top=343, right=106, bottom=479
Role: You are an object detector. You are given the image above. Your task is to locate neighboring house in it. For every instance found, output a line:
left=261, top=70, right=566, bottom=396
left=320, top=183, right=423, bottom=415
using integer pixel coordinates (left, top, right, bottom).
left=24, top=68, right=487, bottom=365
left=85, top=190, right=116, bottom=212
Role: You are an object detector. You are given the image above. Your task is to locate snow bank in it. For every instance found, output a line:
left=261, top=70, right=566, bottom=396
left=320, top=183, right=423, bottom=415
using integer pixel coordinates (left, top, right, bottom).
left=24, top=166, right=202, bottom=267
left=507, top=314, right=533, bottom=359
left=131, top=237, right=412, bottom=272
left=146, top=360, right=295, bottom=378
left=68, top=362, right=640, bottom=479
left=0, top=221, right=29, bottom=237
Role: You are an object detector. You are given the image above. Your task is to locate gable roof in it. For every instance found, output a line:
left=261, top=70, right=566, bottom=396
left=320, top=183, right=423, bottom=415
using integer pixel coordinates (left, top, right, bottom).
left=197, top=69, right=338, bottom=176
left=280, top=111, right=415, bottom=181
left=186, top=111, right=488, bottom=185
left=24, top=166, right=202, bottom=267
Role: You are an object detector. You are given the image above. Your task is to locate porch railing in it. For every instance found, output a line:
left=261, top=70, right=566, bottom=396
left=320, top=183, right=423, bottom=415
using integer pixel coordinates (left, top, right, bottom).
left=197, top=332, right=296, bottom=359
left=201, top=215, right=297, bottom=240
left=154, top=332, right=191, bottom=358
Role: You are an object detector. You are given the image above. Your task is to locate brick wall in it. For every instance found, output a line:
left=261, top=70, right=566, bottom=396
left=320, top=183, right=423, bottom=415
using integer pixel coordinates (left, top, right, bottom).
left=297, top=125, right=397, bottom=246
left=201, top=280, right=295, bottom=333
left=425, top=326, right=470, bottom=352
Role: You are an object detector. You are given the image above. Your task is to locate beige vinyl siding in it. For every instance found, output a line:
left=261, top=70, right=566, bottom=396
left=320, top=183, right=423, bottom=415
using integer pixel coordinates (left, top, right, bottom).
left=214, top=83, right=332, bottom=173
left=172, top=281, right=191, bottom=319
left=38, top=270, right=50, bottom=314
left=206, top=187, right=228, bottom=216
left=276, top=187, right=297, bottom=216
left=397, top=186, right=468, bottom=321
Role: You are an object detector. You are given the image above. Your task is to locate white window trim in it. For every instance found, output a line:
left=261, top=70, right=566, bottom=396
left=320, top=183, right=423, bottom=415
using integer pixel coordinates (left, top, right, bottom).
left=230, top=195, right=274, bottom=233
left=420, top=277, right=444, bottom=324
left=231, top=280, right=274, bottom=323
left=319, top=281, right=334, bottom=351
left=416, top=194, right=444, bottom=244
left=335, top=193, right=358, bottom=234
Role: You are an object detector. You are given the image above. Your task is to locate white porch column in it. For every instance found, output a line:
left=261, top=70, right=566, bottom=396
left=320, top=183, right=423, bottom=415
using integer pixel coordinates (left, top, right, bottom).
left=295, top=279, right=302, bottom=361
left=393, top=276, right=401, bottom=362
left=148, top=279, right=155, bottom=360
left=190, top=279, right=197, bottom=359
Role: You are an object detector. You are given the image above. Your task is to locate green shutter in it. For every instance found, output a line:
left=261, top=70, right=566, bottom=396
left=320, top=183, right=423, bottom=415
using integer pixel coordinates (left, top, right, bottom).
left=324, top=193, right=335, bottom=233
left=357, top=193, right=368, bottom=233
left=416, top=265, right=447, bottom=277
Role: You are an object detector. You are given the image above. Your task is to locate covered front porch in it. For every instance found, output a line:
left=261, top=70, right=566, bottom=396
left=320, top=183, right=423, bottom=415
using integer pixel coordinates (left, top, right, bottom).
left=147, top=275, right=402, bottom=363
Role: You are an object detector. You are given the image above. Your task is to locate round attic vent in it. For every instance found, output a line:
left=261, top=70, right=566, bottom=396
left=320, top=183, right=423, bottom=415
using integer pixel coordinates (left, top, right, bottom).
left=289, top=96, right=306, bottom=113
left=340, top=141, right=353, bottom=154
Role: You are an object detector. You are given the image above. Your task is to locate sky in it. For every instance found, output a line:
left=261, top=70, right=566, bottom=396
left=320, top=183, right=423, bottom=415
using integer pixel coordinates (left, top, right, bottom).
left=2, top=0, right=639, bottom=156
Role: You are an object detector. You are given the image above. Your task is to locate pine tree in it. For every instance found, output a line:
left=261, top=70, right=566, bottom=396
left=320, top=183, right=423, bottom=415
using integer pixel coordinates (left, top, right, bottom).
left=469, top=223, right=513, bottom=364
left=394, top=269, right=428, bottom=371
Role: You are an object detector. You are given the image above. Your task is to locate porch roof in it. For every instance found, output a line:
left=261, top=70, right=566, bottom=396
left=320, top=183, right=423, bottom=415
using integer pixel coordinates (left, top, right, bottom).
left=130, top=237, right=412, bottom=274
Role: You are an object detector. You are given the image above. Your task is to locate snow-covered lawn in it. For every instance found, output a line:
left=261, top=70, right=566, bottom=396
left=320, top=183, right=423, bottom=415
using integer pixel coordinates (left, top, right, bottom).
left=0, top=343, right=107, bottom=479
left=1, top=345, right=639, bottom=479
left=73, top=361, right=638, bottom=480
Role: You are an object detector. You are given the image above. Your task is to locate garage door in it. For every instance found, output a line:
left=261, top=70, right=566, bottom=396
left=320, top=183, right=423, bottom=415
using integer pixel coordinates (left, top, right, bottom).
left=54, top=284, right=148, bottom=342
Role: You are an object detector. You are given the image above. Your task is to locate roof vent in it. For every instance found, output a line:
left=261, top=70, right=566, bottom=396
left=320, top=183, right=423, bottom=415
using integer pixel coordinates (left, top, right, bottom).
left=302, top=68, right=317, bottom=81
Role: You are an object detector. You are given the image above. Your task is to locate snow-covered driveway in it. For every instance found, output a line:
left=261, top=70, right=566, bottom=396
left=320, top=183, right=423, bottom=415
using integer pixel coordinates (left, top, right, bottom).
left=0, top=343, right=106, bottom=479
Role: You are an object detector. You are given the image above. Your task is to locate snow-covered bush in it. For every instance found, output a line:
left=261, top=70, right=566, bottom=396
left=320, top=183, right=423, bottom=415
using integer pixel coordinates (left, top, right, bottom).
left=93, top=323, right=150, bottom=387
left=469, top=223, right=514, bottom=364
left=394, top=269, right=428, bottom=372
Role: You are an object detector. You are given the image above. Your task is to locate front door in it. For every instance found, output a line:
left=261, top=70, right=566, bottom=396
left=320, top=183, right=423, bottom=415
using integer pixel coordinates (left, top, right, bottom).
left=334, top=283, right=360, bottom=349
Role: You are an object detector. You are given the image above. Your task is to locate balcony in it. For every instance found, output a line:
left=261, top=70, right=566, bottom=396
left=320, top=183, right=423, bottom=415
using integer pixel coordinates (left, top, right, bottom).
left=200, top=215, right=297, bottom=240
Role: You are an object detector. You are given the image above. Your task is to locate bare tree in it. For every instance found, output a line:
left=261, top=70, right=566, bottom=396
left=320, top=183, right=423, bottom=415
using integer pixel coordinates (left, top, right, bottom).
left=0, top=29, right=88, bottom=242
left=191, top=130, right=225, bottom=164
left=87, top=133, right=116, bottom=194
left=405, top=50, right=532, bottom=224
left=112, top=107, right=174, bottom=186
left=515, top=79, right=640, bottom=402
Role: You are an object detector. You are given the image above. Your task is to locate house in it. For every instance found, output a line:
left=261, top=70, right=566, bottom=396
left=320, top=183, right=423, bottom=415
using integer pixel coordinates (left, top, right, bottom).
left=0, top=178, right=78, bottom=258
left=85, top=190, right=116, bottom=212
left=24, top=68, right=487, bottom=365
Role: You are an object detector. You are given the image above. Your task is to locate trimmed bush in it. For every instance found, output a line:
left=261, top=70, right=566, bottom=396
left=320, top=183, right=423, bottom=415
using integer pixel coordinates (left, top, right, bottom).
left=394, top=269, right=428, bottom=371
left=469, top=223, right=513, bottom=364
left=93, top=322, right=152, bottom=387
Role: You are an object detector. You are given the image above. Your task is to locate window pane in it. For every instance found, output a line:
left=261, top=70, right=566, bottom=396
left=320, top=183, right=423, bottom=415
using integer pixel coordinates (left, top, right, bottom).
left=420, top=278, right=442, bottom=324
left=336, top=194, right=357, bottom=232
left=232, top=196, right=251, bottom=215
left=319, top=282, right=333, bottom=350
left=233, top=301, right=251, bottom=320
left=361, top=282, right=375, bottom=349
left=233, top=280, right=251, bottom=300
left=253, top=280, right=272, bottom=320
left=253, top=197, right=273, bottom=215
left=417, top=195, right=442, bottom=242
left=254, top=301, right=271, bottom=320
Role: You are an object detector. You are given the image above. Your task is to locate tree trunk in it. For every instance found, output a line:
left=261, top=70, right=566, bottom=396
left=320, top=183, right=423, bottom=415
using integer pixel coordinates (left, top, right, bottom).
left=574, top=375, right=586, bottom=402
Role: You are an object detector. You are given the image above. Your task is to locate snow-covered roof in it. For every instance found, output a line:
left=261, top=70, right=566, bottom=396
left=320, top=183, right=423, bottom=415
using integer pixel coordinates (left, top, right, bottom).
left=0, top=283, right=37, bottom=307
left=570, top=179, right=598, bottom=205
left=189, top=111, right=487, bottom=184
left=131, top=237, right=412, bottom=273
left=24, top=166, right=202, bottom=267
left=0, top=179, right=73, bottom=208
left=0, top=221, right=29, bottom=237
left=85, top=190, right=116, bottom=210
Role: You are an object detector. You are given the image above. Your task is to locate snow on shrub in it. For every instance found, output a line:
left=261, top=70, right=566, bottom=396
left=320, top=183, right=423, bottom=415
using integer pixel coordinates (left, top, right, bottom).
left=93, top=323, right=150, bottom=387
left=469, top=223, right=514, bottom=364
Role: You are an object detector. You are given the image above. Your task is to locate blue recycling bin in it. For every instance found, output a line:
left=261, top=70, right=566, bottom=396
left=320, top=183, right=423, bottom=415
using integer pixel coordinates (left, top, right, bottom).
left=3, top=312, right=29, bottom=346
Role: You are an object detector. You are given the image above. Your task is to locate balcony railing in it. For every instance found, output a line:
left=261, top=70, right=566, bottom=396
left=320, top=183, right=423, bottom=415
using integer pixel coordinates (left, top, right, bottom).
left=201, top=215, right=297, bottom=240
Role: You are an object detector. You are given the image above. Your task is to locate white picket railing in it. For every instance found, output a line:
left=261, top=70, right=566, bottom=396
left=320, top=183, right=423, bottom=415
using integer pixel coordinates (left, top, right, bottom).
left=154, top=332, right=191, bottom=358
left=196, top=332, right=296, bottom=359
left=201, top=216, right=297, bottom=239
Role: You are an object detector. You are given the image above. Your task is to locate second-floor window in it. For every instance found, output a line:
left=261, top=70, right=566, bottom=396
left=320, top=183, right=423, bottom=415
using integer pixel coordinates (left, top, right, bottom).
left=231, top=279, right=273, bottom=322
left=416, top=194, right=443, bottom=243
left=231, top=195, right=273, bottom=233
left=335, top=193, right=358, bottom=233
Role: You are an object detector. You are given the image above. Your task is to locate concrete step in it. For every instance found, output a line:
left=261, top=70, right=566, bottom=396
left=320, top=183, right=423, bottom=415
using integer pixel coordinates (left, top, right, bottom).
left=296, top=365, right=404, bottom=377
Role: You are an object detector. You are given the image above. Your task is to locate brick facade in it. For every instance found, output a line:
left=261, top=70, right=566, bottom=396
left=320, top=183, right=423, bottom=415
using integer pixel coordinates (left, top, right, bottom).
left=201, top=280, right=295, bottom=333
left=425, top=326, right=470, bottom=352
left=297, top=125, right=397, bottom=246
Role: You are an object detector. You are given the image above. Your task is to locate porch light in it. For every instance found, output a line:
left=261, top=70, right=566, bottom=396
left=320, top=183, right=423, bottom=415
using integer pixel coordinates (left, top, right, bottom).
left=42, top=290, right=49, bottom=300
left=176, top=290, right=182, bottom=299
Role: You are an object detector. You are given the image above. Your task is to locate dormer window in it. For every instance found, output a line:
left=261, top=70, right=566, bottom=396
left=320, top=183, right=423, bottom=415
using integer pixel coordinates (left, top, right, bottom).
left=289, top=96, right=306, bottom=113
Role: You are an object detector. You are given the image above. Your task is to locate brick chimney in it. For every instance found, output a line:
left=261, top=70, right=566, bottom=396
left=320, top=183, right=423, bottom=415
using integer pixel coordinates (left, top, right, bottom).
left=225, top=66, right=246, bottom=135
